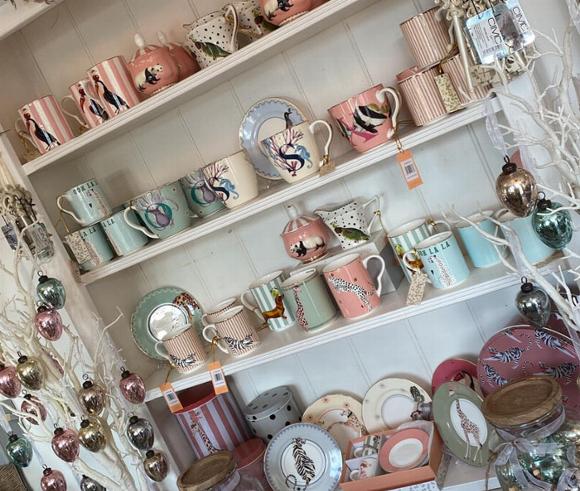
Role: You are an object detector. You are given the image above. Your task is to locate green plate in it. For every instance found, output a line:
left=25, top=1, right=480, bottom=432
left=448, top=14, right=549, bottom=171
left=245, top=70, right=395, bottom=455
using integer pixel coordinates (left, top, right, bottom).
left=433, top=381, right=490, bottom=467
left=131, top=287, right=203, bottom=360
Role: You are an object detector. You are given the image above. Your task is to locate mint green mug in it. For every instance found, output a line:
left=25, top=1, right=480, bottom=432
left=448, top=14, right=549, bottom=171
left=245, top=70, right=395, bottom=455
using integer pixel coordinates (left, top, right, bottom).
left=65, top=224, right=114, bottom=272
left=101, top=209, right=149, bottom=256
left=57, top=179, right=111, bottom=227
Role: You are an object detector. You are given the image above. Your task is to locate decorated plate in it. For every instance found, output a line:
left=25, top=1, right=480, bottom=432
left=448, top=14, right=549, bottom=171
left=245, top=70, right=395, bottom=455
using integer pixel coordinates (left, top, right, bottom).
left=433, top=382, right=490, bottom=467
left=264, top=423, right=342, bottom=491
left=131, top=287, right=203, bottom=360
left=431, top=358, right=480, bottom=394
left=362, top=378, right=431, bottom=433
left=239, top=98, right=306, bottom=180
left=477, top=325, right=580, bottom=419
left=378, top=427, right=430, bottom=473
left=302, top=394, right=367, bottom=454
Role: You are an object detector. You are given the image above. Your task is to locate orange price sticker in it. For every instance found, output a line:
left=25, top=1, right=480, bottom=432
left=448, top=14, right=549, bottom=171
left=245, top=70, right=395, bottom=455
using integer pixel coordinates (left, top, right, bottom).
left=208, top=361, right=229, bottom=395
left=160, top=383, right=183, bottom=413
left=396, top=149, right=423, bottom=190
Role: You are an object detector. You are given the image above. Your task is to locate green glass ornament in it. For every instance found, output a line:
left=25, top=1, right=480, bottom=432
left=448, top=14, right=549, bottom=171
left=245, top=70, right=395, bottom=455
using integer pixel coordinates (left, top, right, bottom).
left=515, top=279, right=551, bottom=327
left=80, top=475, right=106, bottom=491
left=6, top=434, right=32, bottom=467
left=532, top=197, right=574, bottom=250
left=37, top=275, right=66, bottom=310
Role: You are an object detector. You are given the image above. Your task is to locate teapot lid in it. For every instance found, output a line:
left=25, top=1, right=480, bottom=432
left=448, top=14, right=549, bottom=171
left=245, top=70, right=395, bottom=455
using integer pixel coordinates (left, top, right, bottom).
left=283, top=204, right=320, bottom=234
left=131, top=33, right=163, bottom=61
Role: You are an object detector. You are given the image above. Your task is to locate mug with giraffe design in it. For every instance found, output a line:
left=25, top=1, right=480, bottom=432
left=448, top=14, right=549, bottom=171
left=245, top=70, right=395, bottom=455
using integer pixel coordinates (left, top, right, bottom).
left=403, top=231, right=470, bottom=290
left=280, top=269, right=337, bottom=332
left=323, top=253, right=385, bottom=319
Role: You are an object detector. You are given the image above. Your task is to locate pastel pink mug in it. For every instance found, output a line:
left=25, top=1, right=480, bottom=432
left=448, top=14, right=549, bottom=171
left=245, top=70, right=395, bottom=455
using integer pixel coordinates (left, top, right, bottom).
left=328, top=84, right=401, bottom=153
left=61, top=79, right=110, bottom=129
left=322, top=253, right=385, bottom=319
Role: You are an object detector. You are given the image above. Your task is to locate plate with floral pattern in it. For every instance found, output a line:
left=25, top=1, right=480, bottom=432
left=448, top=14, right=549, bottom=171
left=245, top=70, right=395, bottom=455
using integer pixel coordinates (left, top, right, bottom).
left=264, top=423, right=342, bottom=491
left=477, top=325, right=580, bottom=419
left=302, top=394, right=367, bottom=454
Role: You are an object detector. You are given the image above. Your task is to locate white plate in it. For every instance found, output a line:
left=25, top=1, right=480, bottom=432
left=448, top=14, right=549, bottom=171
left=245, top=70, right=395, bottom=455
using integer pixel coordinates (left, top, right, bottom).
left=362, top=378, right=431, bottom=433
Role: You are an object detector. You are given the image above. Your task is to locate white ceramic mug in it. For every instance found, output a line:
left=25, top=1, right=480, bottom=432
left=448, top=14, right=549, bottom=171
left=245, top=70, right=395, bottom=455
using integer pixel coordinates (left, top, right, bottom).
left=202, top=306, right=261, bottom=358
left=349, top=455, right=379, bottom=480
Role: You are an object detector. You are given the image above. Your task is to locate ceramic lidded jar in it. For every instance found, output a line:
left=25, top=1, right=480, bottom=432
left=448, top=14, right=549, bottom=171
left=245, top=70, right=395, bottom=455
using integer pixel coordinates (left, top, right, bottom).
left=157, top=31, right=200, bottom=80
left=260, top=0, right=313, bottom=26
left=128, top=34, right=180, bottom=98
left=281, top=204, right=330, bottom=263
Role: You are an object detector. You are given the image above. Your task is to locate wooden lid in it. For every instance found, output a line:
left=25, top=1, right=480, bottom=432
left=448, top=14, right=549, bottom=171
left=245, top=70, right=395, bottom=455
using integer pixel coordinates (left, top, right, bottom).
left=482, top=376, right=561, bottom=428
left=177, top=451, right=235, bottom=491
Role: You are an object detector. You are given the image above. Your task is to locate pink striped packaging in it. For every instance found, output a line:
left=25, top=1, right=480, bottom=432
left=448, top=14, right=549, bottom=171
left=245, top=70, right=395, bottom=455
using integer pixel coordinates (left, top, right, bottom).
left=63, top=79, right=111, bottom=129
left=87, top=56, right=141, bottom=117
left=400, top=8, right=452, bottom=70
left=441, top=54, right=491, bottom=106
left=202, top=306, right=261, bottom=358
left=397, top=66, right=447, bottom=127
left=16, top=95, right=74, bottom=154
left=175, top=385, right=251, bottom=459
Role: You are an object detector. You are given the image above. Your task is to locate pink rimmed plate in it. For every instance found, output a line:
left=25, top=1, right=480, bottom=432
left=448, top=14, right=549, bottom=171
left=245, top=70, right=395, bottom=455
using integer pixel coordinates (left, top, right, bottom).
left=379, top=428, right=429, bottom=473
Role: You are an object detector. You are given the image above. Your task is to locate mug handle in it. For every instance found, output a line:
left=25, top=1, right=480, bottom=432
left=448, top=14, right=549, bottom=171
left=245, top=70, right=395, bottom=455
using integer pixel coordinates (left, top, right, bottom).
left=428, top=219, right=452, bottom=233
left=223, top=4, right=239, bottom=54
left=403, top=250, right=421, bottom=274
left=376, top=87, right=401, bottom=132
left=240, top=290, right=263, bottom=321
left=60, top=96, right=90, bottom=130
left=155, top=342, right=171, bottom=361
left=353, top=447, right=363, bottom=458
left=56, top=195, right=84, bottom=224
left=123, top=206, right=159, bottom=239
left=14, top=119, right=36, bottom=147
left=362, top=195, right=382, bottom=233
left=363, top=254, right=385, bottom=297
left=350, top=470, right=360, bottom=481
left=202, top=325, right=228, bottom=353
left=309, top=120, right=333, bottom=168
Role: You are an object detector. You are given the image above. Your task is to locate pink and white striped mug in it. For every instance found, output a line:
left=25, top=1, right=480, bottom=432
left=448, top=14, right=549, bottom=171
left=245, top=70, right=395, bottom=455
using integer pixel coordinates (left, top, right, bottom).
left=202, top=306, right=261, bottom=358
left=87, top=56, right=141, bottom=117
left=15, top=95, right=74, bottom=154
left=62, top=79, right=110, bottom=129
left=155, top=325, right=207, bottom=373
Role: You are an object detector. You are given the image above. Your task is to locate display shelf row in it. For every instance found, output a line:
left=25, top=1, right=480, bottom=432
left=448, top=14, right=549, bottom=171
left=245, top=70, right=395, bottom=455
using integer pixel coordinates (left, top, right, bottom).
left=0, top=0, right=62, bottom=41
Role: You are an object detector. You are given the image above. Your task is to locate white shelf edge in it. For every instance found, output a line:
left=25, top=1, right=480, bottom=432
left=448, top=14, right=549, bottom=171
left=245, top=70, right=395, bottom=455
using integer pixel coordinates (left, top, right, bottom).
left=0, top=0, right=62, bottom=41
left=144, top=254, right=561, bottom=402
left=81, top=99, right=499, bottom=285
left=22, top=0, right=378, bottom=175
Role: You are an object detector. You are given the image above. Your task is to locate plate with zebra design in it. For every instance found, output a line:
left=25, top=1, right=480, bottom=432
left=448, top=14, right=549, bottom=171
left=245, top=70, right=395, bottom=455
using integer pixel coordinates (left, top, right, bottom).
left=264, top=423, right=342, bottom=491
left=477, top=325, right=580, bottom=419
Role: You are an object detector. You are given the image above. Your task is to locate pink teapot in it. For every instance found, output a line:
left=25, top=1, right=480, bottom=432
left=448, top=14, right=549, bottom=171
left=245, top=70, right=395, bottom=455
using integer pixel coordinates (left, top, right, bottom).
left=128, top=33, right=180, bottom=98
left=157, top=31, right=200, bottom=80
left=281, top=204, right=331, bottom=263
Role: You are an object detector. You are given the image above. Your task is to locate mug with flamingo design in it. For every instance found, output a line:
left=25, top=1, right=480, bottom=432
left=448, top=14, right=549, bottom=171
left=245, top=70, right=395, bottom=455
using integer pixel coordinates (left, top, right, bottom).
left=260, top=120, right=333, bottom=183
left=16, top=95, right=74, bottom=155
left=202, top=306, right=261, bottom=358
left=240, top=270, right=295, bottom=332
left=61, top=79, right=110, bottom=130
left=322, top=253, right=385, bottom=319
left=328, top=84, right=401, bottom=153
left=124, top=181, right=191, bottom=239
left=88, top=56, right=141, bottom=117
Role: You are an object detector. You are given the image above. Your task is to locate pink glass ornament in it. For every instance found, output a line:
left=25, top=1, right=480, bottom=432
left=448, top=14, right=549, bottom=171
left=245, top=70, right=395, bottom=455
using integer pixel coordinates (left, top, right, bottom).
left=51, top=427, right=80, bottom=462
left=21, top=394, right=48, bottom=424
left=35, top=305, right=64, bottom=341
left=119, top=369, right=146, bottom=404
left=0, top=364, right=21, bottom=398
left=41, top=467, right=67, bottom=491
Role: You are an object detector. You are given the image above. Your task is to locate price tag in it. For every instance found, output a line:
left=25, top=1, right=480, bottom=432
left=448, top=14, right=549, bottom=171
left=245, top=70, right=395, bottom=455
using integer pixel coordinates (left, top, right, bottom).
left=396, top=149, right=423, bottom=190
left=208, top=361, right=229, bottom=395
left=160, top=383, right=184, bottom=413
left=465, top=8, right=509, bottom=64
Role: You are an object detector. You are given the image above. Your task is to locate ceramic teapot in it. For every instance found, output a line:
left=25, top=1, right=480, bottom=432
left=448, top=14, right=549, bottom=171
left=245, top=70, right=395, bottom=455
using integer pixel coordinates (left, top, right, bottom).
left=281, top=204, right=330, bottom=263
left=260, top=0, right=313, bottom=26
left=315, top=196, right=382, bottom=250
left=128, top=33, right=180, bottom=98
left=157, top=31, right=200, bottom=80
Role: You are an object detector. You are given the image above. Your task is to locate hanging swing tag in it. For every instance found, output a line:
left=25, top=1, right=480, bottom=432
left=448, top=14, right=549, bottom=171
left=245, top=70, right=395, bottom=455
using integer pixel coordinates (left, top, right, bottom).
left=407, top=271, right=428, bottom=305
left=396, top=149, right=423, bottom=190
left=160, top=383, right=184, bottom=413
left=435, top=72, right=462, bottom=113
left=208, top=361, right=229, bottom=395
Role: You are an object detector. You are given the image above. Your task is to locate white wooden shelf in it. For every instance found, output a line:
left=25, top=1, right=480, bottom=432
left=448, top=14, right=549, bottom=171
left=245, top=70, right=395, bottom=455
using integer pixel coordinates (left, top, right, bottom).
left=21, top=0, right=380, bottom=175
left=144, top=254, right=562, bottom=401
left=80, top=99, right=500, bottom=285
left=443, top=460, right=499, bottom=490
left=0, top=0, right=62, bottom=41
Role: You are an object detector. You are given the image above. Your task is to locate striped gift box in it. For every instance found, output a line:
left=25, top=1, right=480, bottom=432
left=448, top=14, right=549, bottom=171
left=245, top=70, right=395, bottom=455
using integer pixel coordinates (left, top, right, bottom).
left=175, top=385, right=251, bottom=459
left=441, top=54, right=491, bottom=106
left=397, top=67, right=447, bottom=127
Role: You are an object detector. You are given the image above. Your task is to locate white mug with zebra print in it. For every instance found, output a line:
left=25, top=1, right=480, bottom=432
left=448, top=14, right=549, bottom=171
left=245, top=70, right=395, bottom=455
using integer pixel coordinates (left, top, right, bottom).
left=202, top=306, right=261, bottom=358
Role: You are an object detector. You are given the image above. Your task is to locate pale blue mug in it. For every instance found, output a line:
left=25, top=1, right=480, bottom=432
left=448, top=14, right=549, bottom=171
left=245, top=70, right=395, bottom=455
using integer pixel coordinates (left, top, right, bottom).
left=101, top=209, right=149, bottom=256
left=57, top=179, right=111, bottom=227
left=498, top=210, right=554, bottom=265
left=179, top=170, right=225, bottom=219
left=456, top=211, right=502, bottom=269
left=403, top=231, right=470, bottom=289
left=65, top=224, right=114, bottom=272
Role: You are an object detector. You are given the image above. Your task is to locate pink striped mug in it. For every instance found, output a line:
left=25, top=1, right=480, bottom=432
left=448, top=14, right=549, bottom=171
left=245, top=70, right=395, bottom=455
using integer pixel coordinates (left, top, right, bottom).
left=62, top=79, right=110, bottom=129
left=202, top=306, right=261, bottom=358
left=155, top=325, right=207, bottom=373
left=15, top=95, right=74, bottom=154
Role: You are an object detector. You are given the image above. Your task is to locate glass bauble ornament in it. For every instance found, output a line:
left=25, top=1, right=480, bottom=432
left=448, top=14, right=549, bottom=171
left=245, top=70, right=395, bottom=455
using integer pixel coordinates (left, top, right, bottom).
left=16, top=354, right=45, bottom=390
left=0, top=364, right=21, bottom=398
left=21, top=394, right=48, bottom=424
left=35, top=305, right=63, bottom=341
left=119, top=369, right=145, bottom=405
left=51, top=427, right=80, bottom=462
left=143, top=450, right=169, bottom=482
left=79, top=419, right=107, bottom=452
left=126, top=415, right=154, bottom=450
left=80, top=475, right=106, bottom=491
left=516, top=279, right=551, bottom=327
left=41, top=467, right=67, bottom=491
left=6, top=434, right=32, bottom=467
left=79, top=379, right=106, bottom=416
left=496, top=158, right=538, bottom=217
left=532, top=197, right=574, bottom=250
left=37, top=275, right=66, bottom=309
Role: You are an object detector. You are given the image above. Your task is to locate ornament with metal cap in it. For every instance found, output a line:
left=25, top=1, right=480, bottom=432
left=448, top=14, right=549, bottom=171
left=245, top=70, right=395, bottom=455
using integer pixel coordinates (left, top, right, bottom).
left=532, top=193, right=574, bottom=250
left=119, top=368, right=145, bottom=405
left=21, top=394, right=47, bottom=424
left=16, top=354, right=45, bottom=390
left=495, top=156, right=538, bottom=217
left=79, top=418, right=107, bottom=452
left=41, top=467, right=67, bottom=491
left=51, top=427, right=80, bottom=462
left=35, top=304, right=64, bottom=341
left=0, top=363, right=21, bottom=398
left=516, top=277, right=551, bottom=327
left=80, top=475, right=106, bottom=491
left=143, top=449, right=169, bottom=482
left=6, top=434, right=32, bottom=467
left=126, top=415, right=154, bottom=450
left=36, top=274, right=66, bottom=309
left=79, top=377, right=106, bottom=416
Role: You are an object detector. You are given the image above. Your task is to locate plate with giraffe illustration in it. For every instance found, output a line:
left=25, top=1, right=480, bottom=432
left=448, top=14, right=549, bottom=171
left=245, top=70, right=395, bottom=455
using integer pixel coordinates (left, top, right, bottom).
left=477, top=325, right=580, bottom=419
left=264, top=423, right=342, bottom=491
left=302, top=394, right=367, bottom=454
left=432, top=382, right=490, bottom=467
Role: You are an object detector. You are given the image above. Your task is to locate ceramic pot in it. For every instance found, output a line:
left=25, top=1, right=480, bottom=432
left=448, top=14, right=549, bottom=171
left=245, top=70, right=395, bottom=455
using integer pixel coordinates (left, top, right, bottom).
left=281, top=204, right=330, bottom=263
left=157, top=31, right=200, bottom=80
left=260, top=0, right=313, bottom=26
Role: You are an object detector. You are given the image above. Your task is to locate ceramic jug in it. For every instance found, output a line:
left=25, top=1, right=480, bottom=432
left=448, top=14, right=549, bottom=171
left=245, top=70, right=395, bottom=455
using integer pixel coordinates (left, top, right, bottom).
left=315, top=196, right=381, bottom=250
left=281, top=204, right=331, bottom=263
